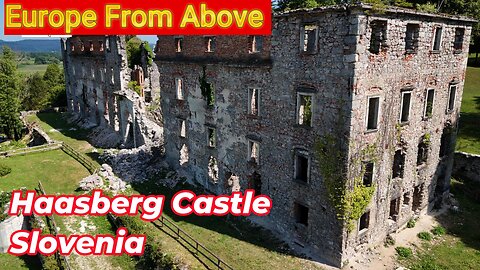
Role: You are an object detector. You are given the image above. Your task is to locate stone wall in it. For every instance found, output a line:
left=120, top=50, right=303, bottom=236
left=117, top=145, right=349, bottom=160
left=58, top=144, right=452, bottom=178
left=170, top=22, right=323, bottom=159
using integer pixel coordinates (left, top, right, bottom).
left=453, top=152, right=480, bottom=183
left=62, top=36, right=163, bottom=148
left=0, top=215, right=26, bottom=253
left=342, top=5, right=473, bottom=260
left=154, top=4, right=474, bottom=268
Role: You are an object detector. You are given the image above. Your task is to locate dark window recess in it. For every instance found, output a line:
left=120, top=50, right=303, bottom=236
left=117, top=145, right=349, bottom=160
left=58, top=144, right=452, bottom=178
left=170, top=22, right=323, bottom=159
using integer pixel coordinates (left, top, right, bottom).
left=433, top=27, right=443, bottom=51
left=403, top=193, right=411, bottom=206
left=294, top=203, right=309, bottom=226
left=359, top=212, right=370, bottom=231
left=405, top=24, right=420, bottom=53
left=412, top=184, right=424, bottom=211
left=295, top=154, right=309, bottom=182
left=448, top=85, right=457, bottom=112
left=389, top=198, right=400, bottom=221
left=424, top=89, right=435, bottom=118
left=439, top=128, right=452, bottom=158
left=249, top=36, right=264, bottom=53
left=417, top=137, right=429, bottom=166
left=400, top=92, right=411, bottom=123
left=175, top=37, right=183, bottom=52
left=392, top=150, right=405, bottom=178
left=367, top=97, right=380, bottom=130
left=248, top=172, right=262, bottom=195
left=302, top=24, right=318, bottom=53
left=369, top=20, right=387, bottom=54
left=363, top=162, right=374, bottom=187
left=454, top=28, right=465, bottom=51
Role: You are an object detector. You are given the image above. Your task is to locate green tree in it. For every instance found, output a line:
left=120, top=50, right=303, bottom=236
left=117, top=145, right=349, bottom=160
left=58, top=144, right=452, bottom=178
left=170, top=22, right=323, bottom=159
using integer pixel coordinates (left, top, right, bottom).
left=0, top=46, right=23, bottom=140
left=42, top=63, right=66, bottom=107
left=22, top=72, right=49, bottom=110
left=126, top=36, right=143, bottom=69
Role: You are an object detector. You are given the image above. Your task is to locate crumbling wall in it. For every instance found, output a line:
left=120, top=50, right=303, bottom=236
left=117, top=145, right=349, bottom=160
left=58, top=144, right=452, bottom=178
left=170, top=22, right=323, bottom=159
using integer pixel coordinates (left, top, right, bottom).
left=62, top=36, right=163, bottom=148
left=342, top=6, right=473, bottom=261
left=157, top=7, right=353, bottom=266
left=453, top=152, right=480, bottom=183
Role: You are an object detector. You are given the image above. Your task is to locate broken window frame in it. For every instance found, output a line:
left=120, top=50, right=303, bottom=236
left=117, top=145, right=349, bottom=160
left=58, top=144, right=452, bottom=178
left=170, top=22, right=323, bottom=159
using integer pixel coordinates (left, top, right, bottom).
left=293, top=202, right=309, bottom=226
left=439, top=127, right=452, bottom=158
left=362, top=161, right=374, bottom=187
left=366, top=96, right=380, bottom=131
left=296, top=93, right=313, bottom=127
left=205, top=36, right=216, bottom=53
left=174, top=36, right=184, bottom=53
left=399, top=91, right=412, bottom=124
left=417, top=135, right=429, bottom=166
left=207, top=127, right=216, bottom=148
left=432, top=26, right=443, bottom=52
left=405, top=23, right=420, bottom=54
left=249, top=36, right=264, bottom=54
left=454, top=28, right=465, bottom=52
left=423, top=88, right=435, bottom=119
left=179, top=119, right=187, bottom=138
left=389, top=197, right=400, bottom=222
left=294, top=150, right=310, bottom=183
left=359, top=211, right=370, bottom=233
left=248, top=88, right=260, bottom=116
left=447, top=84, right=457, bottom=113
left=176, top=78, right=184, bottom=100
left=392, top=150, right=405, bottom=179
left=300, top=23, right=319, bottom=54
left=369, top=20, right=388, bottom=54
left=248, top=140, right=260, bottom=165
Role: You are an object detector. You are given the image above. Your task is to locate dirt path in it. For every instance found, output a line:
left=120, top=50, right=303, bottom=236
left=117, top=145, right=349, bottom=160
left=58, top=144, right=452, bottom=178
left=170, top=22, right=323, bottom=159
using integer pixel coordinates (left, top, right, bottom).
left=63, top=215, right=122, bottom=270
left=346, top=209, right=445, bottom=270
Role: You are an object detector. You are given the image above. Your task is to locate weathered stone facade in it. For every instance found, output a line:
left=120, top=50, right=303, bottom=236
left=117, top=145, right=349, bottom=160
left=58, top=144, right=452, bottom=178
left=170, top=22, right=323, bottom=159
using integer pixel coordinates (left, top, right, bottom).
left=61, top=36, right=162, bottom=148
left=453, top=152, right=480, bottom=183
left=155, top=4, right=474, bottom=267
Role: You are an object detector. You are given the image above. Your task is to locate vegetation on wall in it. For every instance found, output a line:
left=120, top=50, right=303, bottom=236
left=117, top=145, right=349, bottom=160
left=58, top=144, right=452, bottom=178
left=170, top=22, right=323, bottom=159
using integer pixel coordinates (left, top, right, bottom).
left=315, top=135, right=376, bottom=231
left=199, top=66, right=215, bottom=107
left=126, top=36, right=154, bottom=69
left=128, top=81, right=142, bottom=96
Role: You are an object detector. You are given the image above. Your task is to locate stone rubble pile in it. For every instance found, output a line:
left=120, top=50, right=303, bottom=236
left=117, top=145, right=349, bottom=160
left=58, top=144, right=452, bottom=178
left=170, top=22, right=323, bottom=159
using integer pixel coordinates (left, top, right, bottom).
left=101, top=144, right=166, bottom=183
left=78, top=164, right=128, bottom=192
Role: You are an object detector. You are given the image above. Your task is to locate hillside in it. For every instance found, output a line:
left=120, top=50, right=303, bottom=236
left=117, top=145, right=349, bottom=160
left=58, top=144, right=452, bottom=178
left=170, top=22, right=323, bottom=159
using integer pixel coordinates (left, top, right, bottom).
left=0, top=39, right=60, bottom=52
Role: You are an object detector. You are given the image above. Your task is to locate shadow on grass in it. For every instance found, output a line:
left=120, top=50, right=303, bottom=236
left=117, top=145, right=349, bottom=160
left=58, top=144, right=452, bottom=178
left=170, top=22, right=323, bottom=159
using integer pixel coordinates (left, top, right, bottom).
left=34, top=112, right=90, bottom=142
left=435, top=179, right=480, bottom=252
left=468, top=57, right=480, bottom=67
left=130, top=178, right=297, bottom=259
left=458, top=112, right=480, bottom=142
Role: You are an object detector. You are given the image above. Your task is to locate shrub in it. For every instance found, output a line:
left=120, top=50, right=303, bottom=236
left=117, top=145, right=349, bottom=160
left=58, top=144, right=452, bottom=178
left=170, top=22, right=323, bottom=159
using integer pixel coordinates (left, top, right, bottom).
left=431, top=226, right=446, bottom=236
left=114, top=215, right=178, bottom=269
left=417, top=231, right=433, bottom=241
left=407, top=218, right=416, bottom=228
left=384, top=235, right=395, bottom=247
left=396, top=246, right=413, bottom=258
left=0, top=163, right=12, bottom=177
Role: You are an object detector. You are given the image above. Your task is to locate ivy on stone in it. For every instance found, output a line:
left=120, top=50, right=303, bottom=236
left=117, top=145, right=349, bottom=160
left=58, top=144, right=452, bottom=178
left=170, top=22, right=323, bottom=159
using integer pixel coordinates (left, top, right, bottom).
left=199, top=66, right=215, bottom=107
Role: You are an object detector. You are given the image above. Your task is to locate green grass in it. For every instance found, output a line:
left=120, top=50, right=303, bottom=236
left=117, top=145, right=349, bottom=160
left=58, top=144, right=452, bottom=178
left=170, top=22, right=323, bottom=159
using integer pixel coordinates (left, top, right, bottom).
left=403, top=180, right=480, bottom=270
left=19, top=112, right=323, bottom=269
left=457, top=66, right=480, bottom=154
left=17, top=64, right=50, bottom=75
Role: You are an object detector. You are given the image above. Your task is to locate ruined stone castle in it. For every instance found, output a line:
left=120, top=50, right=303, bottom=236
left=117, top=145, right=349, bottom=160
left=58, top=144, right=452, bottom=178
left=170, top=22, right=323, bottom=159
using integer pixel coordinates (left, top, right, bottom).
left=62, top=4, right=475, bottom=268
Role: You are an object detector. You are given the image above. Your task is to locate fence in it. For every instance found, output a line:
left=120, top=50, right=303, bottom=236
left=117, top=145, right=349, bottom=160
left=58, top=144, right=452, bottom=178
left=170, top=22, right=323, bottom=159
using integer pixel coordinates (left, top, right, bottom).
left=37, top=181, right=72, bottom=270
left=60, top=143, right=98, bottom=174
left=0, top=143, right=62, bottom=158
left=153, top=213, right=234, bottom=270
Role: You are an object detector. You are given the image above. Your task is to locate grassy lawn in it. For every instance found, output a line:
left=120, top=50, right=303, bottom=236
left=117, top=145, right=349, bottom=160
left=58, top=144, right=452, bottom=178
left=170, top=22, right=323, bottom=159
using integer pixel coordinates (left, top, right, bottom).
left=26, top=113, right=100, bottom=166
left=17, top=64, right=50, bottom=75
left=456, top=66, right=480, bottom=154
left=14, top=112, right=322, bottom=270
left=401, top=179, right=480, bottom=270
